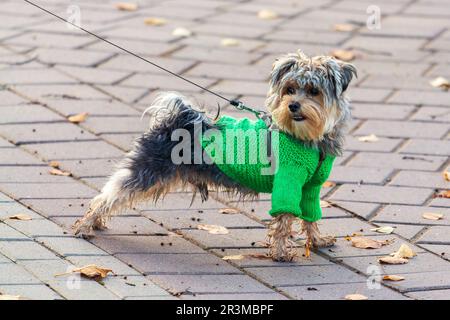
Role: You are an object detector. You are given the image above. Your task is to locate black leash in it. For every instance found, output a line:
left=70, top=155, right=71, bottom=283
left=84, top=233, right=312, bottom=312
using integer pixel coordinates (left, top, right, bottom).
left=23, top=0, right=270, bottom=124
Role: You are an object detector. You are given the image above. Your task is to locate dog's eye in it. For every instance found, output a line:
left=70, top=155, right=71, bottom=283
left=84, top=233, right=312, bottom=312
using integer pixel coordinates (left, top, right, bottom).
left=286, top=87, right=296, bottom=95
left=308, top=87, right=320, bottom=96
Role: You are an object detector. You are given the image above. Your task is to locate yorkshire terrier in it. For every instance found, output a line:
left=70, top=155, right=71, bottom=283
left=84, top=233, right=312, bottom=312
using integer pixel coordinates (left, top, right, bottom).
left=73, top=50, right=356, bottom=262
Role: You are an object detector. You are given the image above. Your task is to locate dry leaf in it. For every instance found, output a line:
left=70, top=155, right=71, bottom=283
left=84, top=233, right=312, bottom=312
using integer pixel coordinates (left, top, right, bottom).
left=144, top=17, right=167, bottom=26
left=55, top=264, right=114, bottom=279
left=8, top=214, right=32, bottom=221
left=115, top=2, right=138, bottom=11
left=383, top=275, right=405, bottom=281
left=49, top=168, right=71, bottom=177
left=371, top=226, right=395, bottom=234
left=172, top=27, right=192, bottom=37
left=443, top=171, right=450, bottom=182
left=68, top=112, right=88, bottom=123
left=219, top=208, right=240, bottom=215
left=49, top=161, right=60, bottom=168
left=331, top=49, right=355, bottom=62
left=221, top=38, right=240, bottom=47
left=392, top=244, right=416, bottom=259
left=436, top=190, right=450, bottom=198
left=257, top=9, right=279, bottom=20
left=378, top=256, right=408, bottom=264
left=222, top=255, right=244, bottom=261
left=345, top=293, right=368, bottom=300
left=358, top=134, right=379, bottom=142
left=430, top=77, right=450, bottom=90
left=333, top=23, right=356, bottom=32
left=0, top=294, right=22, bottom=300
left=197, top=224, right=229, bottom=235
left=320, top=200, right=332, bottom=208
left=351, top=236, right=393, bottom=249
left=322, top=181, right=336, bottom=188
left=422, top=212, right=443, bottom=221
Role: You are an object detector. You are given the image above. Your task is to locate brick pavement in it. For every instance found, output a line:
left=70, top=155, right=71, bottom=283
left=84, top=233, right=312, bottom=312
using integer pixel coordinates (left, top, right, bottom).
left=0, top=0, right=449, bottom=300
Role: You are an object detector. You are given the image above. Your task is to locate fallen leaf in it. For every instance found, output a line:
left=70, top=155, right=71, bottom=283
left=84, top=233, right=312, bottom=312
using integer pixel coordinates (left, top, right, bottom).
left=436, top=190, right=450, bottom=198
left=55, top=264, right=114, bottom=279
left=172, top=27, right=192, bottom=37
left=444, top=171, right=450, bottom=182
left=383, top=275, right=405, bottom=281
left=322, top=181, right=336, bottom=188
left=49, top=161, right=60, bottom=168
left=115, top=2, right=138, bottom=11
left=0, top=294, right=22, bottom=300
left=49, top=168, right=71, bottom=177
left=391, top=243, right=416, bottom=259
left=331, top=49, right=355, bottom=62
left=144, top=17, right=167, bottom=26
left=430, top=76, right=450, bottom=90
left=371, top=226, right=395, bottom=234
left=68, top=112, right=88, bottom=123
left=257, top=9, right=279, bottom=20
left=422, top=212, right=444, bottom=221
left=219, top=208, right=240, bottom=215
left=222, top=255, right=244, bottom=261
left=320, top=200, right=332, bottom=208
left=333, top=23, right=356, bottom=32
left=378, top=256, right=408, bottom=264
left=8, top=214, right=32, bottom=221
left=351, top=236, right=393, bottom=249
left=221, top=38, right=240, bottom=47
left=358, top=134, right=379, bottom=142
left=197, top=224, right=229, bottom=235
left=345, top=293, right=368, bottom=300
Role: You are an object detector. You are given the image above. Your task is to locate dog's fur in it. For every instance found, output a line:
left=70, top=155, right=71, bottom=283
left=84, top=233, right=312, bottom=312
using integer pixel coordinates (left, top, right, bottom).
left=73, top=51, right=356, bottom=262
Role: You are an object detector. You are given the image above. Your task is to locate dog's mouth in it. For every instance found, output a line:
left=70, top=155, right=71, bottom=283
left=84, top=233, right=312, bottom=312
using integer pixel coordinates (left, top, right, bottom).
left=292, top=115, right=306, bottom=122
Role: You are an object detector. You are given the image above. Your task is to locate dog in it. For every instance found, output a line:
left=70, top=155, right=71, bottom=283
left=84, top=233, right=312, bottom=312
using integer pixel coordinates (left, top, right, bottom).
left=73, top=50, right=356, bottom=262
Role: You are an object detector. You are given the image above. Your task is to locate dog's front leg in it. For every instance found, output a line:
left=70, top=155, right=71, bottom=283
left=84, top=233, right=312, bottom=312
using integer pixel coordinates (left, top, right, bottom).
left=301, top=220, right=336, bottom=248
left=267, top=213, right=299, bottom=262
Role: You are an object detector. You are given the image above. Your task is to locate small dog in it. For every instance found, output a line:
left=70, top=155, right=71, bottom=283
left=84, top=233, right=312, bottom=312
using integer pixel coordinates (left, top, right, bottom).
left=73, top=50, right=356, bottom=262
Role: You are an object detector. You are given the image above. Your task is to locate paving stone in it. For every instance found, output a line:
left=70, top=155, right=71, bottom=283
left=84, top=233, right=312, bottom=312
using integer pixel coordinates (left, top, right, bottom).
left=4, top=218, right=69, bottom=238
left=102, top=275, right=170, bottom=299
left=21, top=198, right=91, bottom=218
left=0, top=67, right=78, bottom=85
left=354, top=120, right=449, bottom=139
left=330, top=166, right=393, bottom=184
left=172, top=46, right=262, bottom=65
left=65, top=255, right=142, bottom=276
left=181, top=292, right=288, bottom=300
left=399, top=139, right=450, bottom=157
left=56, top=65, right=131, bottom=85
left=0, top=284, right=62, bottom=300
left=390, top=171, right=450, bottom=189
left=408, top=289, right=450, bottom=300
left=0, top=104, right=63, bottom=124
left=0, top=263, right=41, bottom=285
left=345, top=136, right=403, bottom=153
left=181, top=228, right=268, bottom=249
left=45, top=99, right=139, bottom=117
left=0, top=90, right=27, bottom=106
left=374, top=223, right=423, bottom=240
left=0, top=223, right=29, bottom=240
left=143, top=192, right=225, bottom=211
left=0, top=201, right=44, bottom=220
left=411, top=106, right=450, bottom=123
left=330, top=185, right=433, bottom=205
left=35, top=48, right=114, bottom=67
left=15, top=84, right=109, bottom=101
left=417, top=226, right=450, bottom=244
left=382, top=271, right=450, bottom=293
left=36, top=236, right=109, bottom=256
left=3, top=181, right=97, bottom=200
left=372, top=205, right=450, bottom=226
left=388, top=90, right=450, bottom=107
left=47, top=278, right=119, bottom=300
left=418, top=244, right=450, bottom=261
left=332, top=201, right=380, bottom=220
left=148, top=274, right=273, bottom=294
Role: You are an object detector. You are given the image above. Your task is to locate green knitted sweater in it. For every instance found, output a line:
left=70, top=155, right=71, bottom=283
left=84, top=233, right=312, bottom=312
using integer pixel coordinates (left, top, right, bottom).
left=201, top=116, right=335, bottom=222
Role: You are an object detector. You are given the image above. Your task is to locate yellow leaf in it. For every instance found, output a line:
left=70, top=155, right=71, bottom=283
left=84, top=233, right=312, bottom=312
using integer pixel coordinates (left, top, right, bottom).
left=49, top=161, right=60, bottom=168
left=0, top=294, right=22, bottom=300
left=436, top=190, right=450, bottom=198
left=378, top=256, right=408, bottom=264
left=443, top=171, right=450, bottom=182
left=221, top=38, right=240, bottom=47
left=197, top=224, right=229, bottom=235
left=430, top=77, right=450, bottom=90
left=8, top=214, right=32, bottom=221
left=55, top=264, right=114, bottom=279
left=331, top=49, right=355, bottom=62
left=422, top=212, right=444, bottom=221
left=144, top=17, right=167, bottom=26
left=345, top=293, right=368, bottom=300
left=351, top=236, right=393, bottom=249
left=333, top=23, right=356, bottom=32
left=49, top=168, right=71, bottom=177
left=370, top=226, right=395, bottom=234
left=219, top=208, right=240, bottom=214
left=383, top=275, right=405, bottom=281
left=68, top=112, right=88, bottom=123
left=172, top=27, right=192, bottom=37
left=115, top=2, right=138, bottom=11
left=358, top=134, right=379, bottom=142
left=320, top=200, right=332, bottom=208
left=322, top=181, right=336, bottom=188
left=392, top=244, right=416, bottom=259
left=257, top=9, right=279, bottom=20
left=222, top=255, right=244, bottom=261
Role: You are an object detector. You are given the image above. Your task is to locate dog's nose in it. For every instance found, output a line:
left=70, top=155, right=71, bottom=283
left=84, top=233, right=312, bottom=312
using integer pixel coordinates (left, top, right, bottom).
left=289, top=102, right=301, bottom=112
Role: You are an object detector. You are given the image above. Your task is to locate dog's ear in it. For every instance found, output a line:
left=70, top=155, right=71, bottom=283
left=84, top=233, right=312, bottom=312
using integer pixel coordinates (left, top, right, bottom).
left=325, top=58, right=357, bottom=97
left=270, top=54, right=298, bottom=88
left=338, top=61, right=357, bottom=93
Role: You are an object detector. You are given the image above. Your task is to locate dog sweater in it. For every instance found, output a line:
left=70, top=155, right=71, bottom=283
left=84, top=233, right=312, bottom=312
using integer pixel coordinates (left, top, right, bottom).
left=201, top=116, right=335, bottom=222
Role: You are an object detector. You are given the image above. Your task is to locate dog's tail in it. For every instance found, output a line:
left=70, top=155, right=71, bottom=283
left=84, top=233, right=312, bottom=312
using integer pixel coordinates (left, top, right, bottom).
left=142, top=92, right=210, bottom=130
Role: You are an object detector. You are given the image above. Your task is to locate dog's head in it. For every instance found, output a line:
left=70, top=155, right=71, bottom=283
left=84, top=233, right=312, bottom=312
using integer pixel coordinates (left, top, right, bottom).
left=266, top=51, right=356, bottom=150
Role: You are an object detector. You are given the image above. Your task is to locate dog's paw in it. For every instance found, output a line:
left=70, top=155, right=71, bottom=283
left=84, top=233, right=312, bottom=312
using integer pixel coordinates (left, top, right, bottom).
left=312, top=235, right=336, bottom=248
